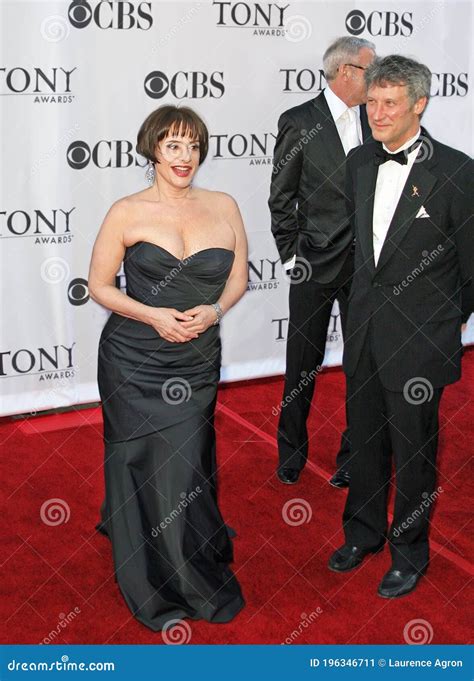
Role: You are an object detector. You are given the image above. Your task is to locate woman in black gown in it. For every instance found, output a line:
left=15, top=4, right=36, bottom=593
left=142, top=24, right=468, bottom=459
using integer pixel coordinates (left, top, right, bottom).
left=88, top=105, right=248, bottom=632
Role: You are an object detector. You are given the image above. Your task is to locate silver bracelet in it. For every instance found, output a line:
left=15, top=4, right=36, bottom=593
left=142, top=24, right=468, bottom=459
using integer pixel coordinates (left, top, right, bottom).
left=211, top=302, right=223, bottom=325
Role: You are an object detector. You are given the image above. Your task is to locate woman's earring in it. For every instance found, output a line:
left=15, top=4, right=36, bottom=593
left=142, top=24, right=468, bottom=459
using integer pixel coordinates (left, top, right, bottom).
left=145, top=161, right=155, bottom=184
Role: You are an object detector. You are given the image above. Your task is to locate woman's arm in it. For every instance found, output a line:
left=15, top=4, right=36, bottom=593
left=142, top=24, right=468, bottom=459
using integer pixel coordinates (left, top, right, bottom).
left=88, top=200, right=197, bottom=343
left=215, top=194, right=248, bottom=315
left=182, top=194, right=248, bottom=332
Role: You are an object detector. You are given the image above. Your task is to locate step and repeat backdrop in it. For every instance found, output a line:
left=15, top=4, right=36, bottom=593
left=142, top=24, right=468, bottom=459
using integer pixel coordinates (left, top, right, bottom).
left=1, top=0, right=472, bottom=416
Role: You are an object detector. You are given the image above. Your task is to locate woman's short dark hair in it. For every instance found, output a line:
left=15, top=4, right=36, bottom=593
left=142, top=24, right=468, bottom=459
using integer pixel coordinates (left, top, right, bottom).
left=136, top=105, right=209, bottom=164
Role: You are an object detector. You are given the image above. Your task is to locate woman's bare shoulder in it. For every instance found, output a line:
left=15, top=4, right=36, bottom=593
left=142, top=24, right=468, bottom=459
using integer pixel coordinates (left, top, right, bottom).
left=195, top=187, right=239, bottom=210
left=105, top=189, right=154, bottom=219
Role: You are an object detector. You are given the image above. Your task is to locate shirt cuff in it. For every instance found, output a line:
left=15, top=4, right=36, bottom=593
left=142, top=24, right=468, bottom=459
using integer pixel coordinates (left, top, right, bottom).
left=282, top=255, right=296, bottom=272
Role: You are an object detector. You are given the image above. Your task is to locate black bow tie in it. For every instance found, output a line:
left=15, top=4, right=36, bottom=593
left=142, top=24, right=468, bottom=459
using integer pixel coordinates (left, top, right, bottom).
left=375, top=147, right=408, bottom=166
left=374, top=139, right=422, bottom=166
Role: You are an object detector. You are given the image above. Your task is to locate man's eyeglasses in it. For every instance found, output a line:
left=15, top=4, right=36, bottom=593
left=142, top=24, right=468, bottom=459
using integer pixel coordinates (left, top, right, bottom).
left=344, top=63, right=367, bottom=71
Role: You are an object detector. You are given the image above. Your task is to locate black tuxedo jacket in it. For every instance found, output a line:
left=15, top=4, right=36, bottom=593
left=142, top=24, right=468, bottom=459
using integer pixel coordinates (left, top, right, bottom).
left=343, top=129, right=474, bottom=391
left=269, top=90, right=371, bottom=283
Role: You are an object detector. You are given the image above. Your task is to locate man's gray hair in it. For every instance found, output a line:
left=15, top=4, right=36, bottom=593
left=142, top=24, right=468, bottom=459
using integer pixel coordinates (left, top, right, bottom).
left=323, top=36, right=375, bottom=81
left=365, top=55, right=432, bottom=106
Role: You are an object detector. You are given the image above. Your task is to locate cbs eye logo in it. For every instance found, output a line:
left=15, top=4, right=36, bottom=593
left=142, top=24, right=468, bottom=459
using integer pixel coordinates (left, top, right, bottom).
left=68, top=0, right=153, bottom=30
left=68, top=278, right=89, bottom=305
left=144, top=71, right=169, bottom=99
left=345, top=10, right=366, bottom=35
left=67, top=141, right=90, bottom=169
left=68, top=0, right=92, bottom=28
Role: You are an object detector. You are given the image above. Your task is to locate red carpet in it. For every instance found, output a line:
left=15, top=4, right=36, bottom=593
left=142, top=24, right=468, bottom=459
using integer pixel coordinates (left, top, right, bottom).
left=2, top=351, right=473, bottom=645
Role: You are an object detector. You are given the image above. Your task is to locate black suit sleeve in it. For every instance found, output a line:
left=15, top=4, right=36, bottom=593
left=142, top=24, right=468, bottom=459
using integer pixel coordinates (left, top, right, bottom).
left=268, top=111, right=304, bottom=264
left=344, top=149, right=357, bottom=238
left=451, top=156, right=474, bottom=323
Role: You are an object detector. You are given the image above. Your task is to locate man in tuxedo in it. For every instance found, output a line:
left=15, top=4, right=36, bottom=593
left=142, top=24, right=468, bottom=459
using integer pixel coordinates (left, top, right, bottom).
left=269, top=36, right=376, bottom=487
left=329, top=55, right=473, bottom=597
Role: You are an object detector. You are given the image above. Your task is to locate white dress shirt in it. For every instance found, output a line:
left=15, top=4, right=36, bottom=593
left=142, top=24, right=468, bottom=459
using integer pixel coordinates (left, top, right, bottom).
left=325, top=85, right=362, bottom=154
left=372, top=130, right=422, bottom=266
left=283, top=86, right=361, bottom=272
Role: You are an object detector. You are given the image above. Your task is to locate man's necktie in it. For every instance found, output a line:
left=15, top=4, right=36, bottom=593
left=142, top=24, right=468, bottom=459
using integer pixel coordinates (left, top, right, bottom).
left=339, top=108, right=360, bottom=155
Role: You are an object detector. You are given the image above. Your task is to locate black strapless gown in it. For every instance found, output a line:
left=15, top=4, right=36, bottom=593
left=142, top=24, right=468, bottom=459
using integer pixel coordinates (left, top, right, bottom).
left=96, top=241, right=245, bottom=631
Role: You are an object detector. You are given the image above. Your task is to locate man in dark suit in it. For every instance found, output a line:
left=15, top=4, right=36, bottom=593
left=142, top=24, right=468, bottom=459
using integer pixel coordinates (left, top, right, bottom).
left=269, top=37, right=376, bottom=487
left=329, top=55, right=473, bottom=597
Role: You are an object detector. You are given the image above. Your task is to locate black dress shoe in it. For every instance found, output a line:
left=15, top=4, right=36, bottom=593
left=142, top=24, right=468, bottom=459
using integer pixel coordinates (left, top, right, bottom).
left=329, top=469, right=350, bottom=488
left=277, top=468, right=300, bottom=484
left=328, top=542, right=385, bottom=572
left=377, top=568, right=425, bottom=599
